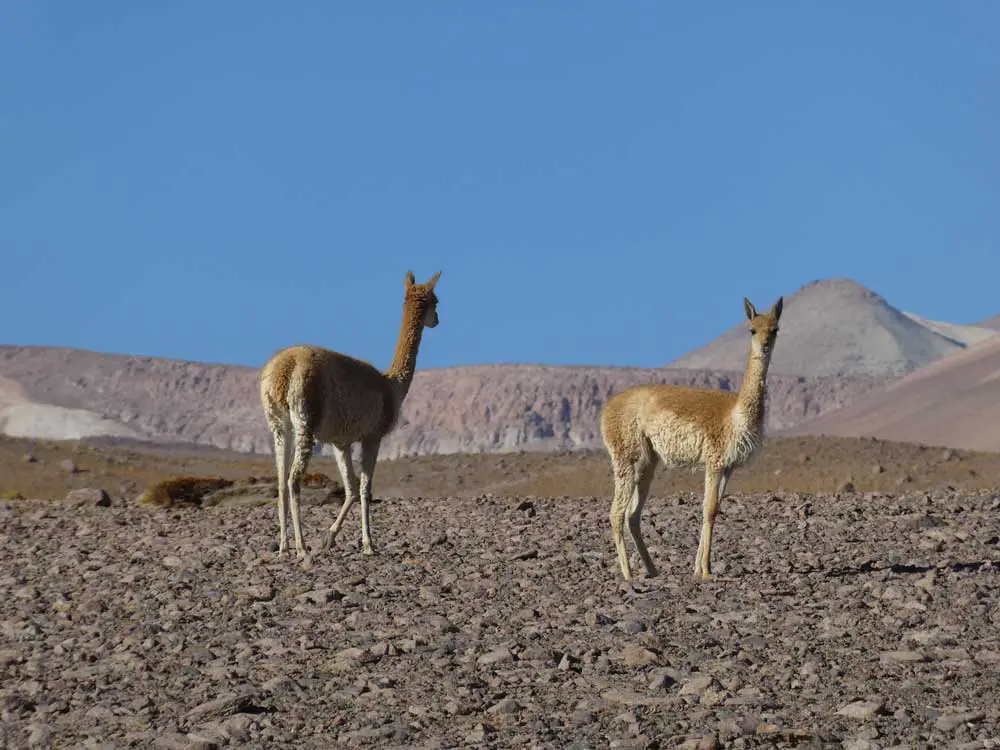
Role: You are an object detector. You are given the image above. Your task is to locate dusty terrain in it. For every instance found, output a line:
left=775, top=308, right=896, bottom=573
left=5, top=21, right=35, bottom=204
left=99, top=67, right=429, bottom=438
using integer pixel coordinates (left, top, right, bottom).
left=3, top=436, right=1000, bottom=748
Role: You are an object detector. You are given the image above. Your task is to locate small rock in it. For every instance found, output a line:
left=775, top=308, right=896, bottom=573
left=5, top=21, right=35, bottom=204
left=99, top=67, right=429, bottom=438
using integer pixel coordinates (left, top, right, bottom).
left=879, top=650, right=926, bottom=666
left=66, top=488, right=112, bottom=508
left=647, top=668, right=678, bottom=691
left=678, top=736, right=720, bottom=750
left=836, top=700, right=886, bottom=720
left=22, top=454, right=37, bottom=464
left=487, top=698, right=520, bottom=714
left=59, top=458, right=79, bottom=474
left=585, top=610, right=615, bottom=627
left=185, top=734, right=220, bottom=750
left=465, top=724, right=494, bottom=744
left=478, top=647, right=514, bottom=666
left=679, top=674, right=718, bottom=696
left=26, top=723, right=52, bottom=748
left=621, top=646, right=661, bottom=667
left=617, top=620, right=646, bottom=635
left=934, top=711, right=985, bottom=732
left=838, top=480, right=856, bottom=493
left=974, top=650, right=1000, bottom=664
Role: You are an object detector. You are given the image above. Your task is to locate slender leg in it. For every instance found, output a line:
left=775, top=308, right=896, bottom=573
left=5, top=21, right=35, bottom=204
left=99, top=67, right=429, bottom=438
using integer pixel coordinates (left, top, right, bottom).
left=321, top=443, right=360, bottom=551
left=627, top=460, right=659, bottom=578
left=694, top=467, right=723, bottom=580
left=264, top=410, right=292, bottom=556
left=610, top=472, right=635, bottom=580
left=286, top=416, right=314, bottom=559
left=718, top=466, right=733, bottom=501
left=358, top=437, right=382, bottom=555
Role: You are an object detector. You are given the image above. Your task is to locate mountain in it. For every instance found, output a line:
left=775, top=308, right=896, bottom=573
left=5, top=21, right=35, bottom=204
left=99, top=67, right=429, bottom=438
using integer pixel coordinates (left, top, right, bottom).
left=783, top=334, right=1000, bottom=452
left=668, top=278, right=981, bottom=378
left=900, top=312, right=998, bottom=348
left=978, top=314, right=1000, bottom=331
left=0, top=346, right=882, bottom=458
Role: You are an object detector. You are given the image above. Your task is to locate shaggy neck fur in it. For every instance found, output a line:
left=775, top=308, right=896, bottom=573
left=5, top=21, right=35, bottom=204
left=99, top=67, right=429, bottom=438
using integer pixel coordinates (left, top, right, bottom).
left=385, top=297, right=426, bottom=397
left=735, top=348, right=771, bottom=431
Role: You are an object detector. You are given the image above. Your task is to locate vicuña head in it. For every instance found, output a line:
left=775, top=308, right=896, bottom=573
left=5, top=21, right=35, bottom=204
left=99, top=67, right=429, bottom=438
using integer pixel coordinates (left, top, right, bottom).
left=259, top=269, right=442, bottom=560
left=744, top=296, right=781, bottom=364
left=600, top=294, right=783, bottom=581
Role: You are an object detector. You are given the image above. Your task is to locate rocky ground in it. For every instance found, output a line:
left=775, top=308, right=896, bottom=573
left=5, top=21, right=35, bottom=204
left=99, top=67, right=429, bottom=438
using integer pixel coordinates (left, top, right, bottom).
left=3, top=473, right=1000, bottom=748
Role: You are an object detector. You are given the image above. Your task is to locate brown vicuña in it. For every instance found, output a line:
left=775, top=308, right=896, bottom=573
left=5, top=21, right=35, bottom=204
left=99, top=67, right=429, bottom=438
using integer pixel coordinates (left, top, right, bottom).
left=600, top=296, right=783, bottom=580
left=259, top=271, right=441, bottom=558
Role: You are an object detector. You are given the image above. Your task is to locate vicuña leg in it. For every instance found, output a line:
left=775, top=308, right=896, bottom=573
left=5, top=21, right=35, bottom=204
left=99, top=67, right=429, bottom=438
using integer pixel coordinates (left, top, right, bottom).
left=286, top=416, right=315, bottom=559
left=626, top=459, right=658, bottom=578
left=321, top=443, right=360, bottom=551
left=267, top=416, right=292, bottom=556
left=718, top=466, right=733, bottom=501
left=358, top=437, right=381, bottom=555
left=694, top=467, right=723, bottom=580
left=609, top=461, right=637, bottom=580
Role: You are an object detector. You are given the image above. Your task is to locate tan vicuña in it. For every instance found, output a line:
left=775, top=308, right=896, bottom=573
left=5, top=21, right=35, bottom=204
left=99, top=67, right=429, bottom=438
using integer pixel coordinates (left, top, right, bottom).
left=600, top=296, right=783, bottom=581
left=259, top=271, right=441, bottom=558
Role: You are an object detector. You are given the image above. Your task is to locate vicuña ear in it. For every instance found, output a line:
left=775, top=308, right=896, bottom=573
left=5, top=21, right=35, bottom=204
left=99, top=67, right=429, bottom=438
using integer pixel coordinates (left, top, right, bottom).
left=743, top=297, right=757, bottom=321
left=427, top=271, right=441, bottom=289
left=405, top=271, right=416, bottom=288
left=771, top=297, right=784, bottom=321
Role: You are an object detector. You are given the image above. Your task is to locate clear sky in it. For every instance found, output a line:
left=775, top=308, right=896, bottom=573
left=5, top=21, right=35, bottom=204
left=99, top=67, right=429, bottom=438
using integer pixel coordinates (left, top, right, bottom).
left=2, top=2, right=998, bottom=370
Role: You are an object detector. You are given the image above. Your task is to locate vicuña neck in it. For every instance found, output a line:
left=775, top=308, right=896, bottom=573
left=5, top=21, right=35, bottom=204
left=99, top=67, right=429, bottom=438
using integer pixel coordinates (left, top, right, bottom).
left=385, top=300, right=425, bottom=396
left=737, top=352, right=771, bottom=428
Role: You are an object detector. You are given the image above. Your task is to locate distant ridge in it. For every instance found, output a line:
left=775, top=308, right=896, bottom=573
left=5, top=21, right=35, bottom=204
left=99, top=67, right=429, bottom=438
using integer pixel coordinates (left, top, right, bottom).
left=669, top=278, right=971, bottom=378
left=978, top=313, right=1000, bottom=331
left=784, top=334, right=1000, bottom=452
left=0, top=345, right=883, bottom=458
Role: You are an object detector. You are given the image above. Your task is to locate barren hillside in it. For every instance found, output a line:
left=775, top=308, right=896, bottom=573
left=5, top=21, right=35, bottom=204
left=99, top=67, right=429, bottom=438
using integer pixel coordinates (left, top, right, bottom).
left=784, top=334, right=1000, bottom=452
left=978, top=313, right=1000, bottom=331
left=670, top=278, right=971, bottom=377
left=0, top=346, right=882, bottom=458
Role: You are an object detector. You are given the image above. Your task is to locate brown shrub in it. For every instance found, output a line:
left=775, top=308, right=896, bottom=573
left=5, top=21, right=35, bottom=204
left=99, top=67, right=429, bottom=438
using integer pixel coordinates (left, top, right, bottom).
left=138, top=476, right=235, bottom=508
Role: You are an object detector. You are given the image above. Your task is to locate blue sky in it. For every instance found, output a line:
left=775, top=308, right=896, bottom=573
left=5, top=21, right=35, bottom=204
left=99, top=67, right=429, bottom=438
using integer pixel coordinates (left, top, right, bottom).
left=2, top=2, right=998, bottom=370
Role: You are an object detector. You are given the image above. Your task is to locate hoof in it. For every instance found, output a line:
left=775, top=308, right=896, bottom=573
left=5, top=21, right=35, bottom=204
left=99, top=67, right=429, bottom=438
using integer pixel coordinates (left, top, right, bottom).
left=362, top=545, right=375, bottom=556
left=320, top=531, right=334, bottom=551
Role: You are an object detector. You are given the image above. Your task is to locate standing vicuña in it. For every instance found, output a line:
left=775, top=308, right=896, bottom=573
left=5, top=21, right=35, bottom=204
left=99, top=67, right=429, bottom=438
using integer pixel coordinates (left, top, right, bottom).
left=600, top=296, right=783, bottom=581
left=259, top=271, right=441, bottom=559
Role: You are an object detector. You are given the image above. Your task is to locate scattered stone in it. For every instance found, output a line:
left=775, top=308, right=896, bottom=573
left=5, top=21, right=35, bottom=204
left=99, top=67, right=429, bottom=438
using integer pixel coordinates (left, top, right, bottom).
left=879, top=650, right=927, bottom=666
left=477, top=646, right=514, bottom=666
left=836, top=700, right=887, bottom=720
left=621, top=646, right=661, bottom=667
left=65, top=488, right=112, bottom=507
left=934, top=711, right=985, bottom=732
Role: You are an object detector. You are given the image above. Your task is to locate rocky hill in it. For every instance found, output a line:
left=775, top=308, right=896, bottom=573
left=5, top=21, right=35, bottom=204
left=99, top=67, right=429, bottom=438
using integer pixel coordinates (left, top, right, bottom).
left=784, top=334, right=1000, bottom=452
left=0, top=346, right=882, bottom=458
left=668, top=278, right=990, bottom=377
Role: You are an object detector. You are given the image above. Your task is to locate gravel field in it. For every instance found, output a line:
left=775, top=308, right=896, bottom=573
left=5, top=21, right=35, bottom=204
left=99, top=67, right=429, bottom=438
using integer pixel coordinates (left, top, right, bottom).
left=3, top=486, right=1000, bottom=749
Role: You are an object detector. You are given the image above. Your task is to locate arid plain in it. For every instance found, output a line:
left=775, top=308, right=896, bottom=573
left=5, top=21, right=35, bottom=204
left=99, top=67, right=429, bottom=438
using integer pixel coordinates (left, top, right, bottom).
left=3, top=434, right=1000, bottom=749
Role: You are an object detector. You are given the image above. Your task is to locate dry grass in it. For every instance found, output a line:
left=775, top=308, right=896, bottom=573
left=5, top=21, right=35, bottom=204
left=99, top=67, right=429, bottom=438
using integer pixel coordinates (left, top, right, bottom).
left=136, top=476, right=236, bottom=508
